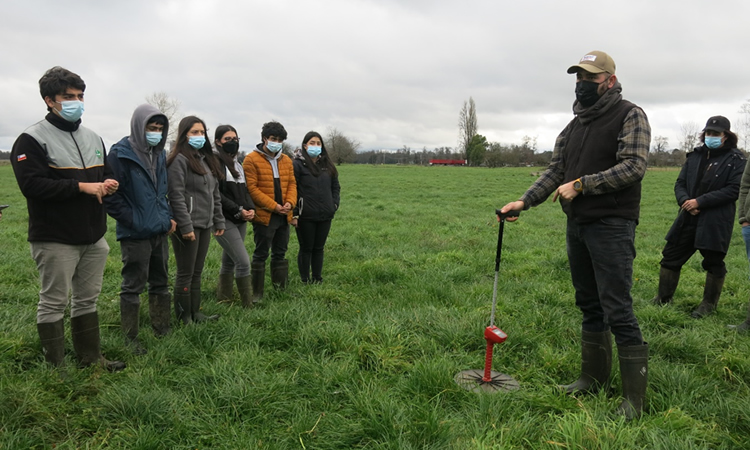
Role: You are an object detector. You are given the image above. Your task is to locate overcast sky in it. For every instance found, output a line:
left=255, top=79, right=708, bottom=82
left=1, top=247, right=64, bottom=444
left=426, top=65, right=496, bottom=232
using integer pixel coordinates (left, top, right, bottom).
left=2, top=0, right=749, bottom=154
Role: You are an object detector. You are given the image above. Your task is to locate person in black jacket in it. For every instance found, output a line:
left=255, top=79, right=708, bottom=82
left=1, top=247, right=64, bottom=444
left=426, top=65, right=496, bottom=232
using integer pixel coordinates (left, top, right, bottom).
left=213, top=125, right=256, bottom=307
left=291, top=131, right=341, bottom=283
left=652, top=116, right=746, bottom=318
left=10, top=67, right=125, bottom=371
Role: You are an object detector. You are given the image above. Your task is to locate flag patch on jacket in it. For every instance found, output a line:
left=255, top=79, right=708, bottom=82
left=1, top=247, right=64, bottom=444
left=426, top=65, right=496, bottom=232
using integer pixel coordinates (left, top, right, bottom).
left=17, top=154, right=27, bottom=161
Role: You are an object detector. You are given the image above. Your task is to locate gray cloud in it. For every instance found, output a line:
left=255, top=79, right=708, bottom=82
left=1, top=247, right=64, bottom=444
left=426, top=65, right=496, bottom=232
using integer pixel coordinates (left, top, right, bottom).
left=2, top=0, right=750, bottom=154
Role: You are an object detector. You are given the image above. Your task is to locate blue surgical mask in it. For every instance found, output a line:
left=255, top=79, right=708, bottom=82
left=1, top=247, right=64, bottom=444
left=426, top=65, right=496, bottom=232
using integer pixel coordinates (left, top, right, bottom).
left=188, top=136, right=206, bottom=149
left=56, top=100, right=85, bottom=122
left=307, top=146, right=322, bottom=158
left=266, top=141, right=283, bottom=153
left=705, top=136, right=722, bottom=149
left=145, top=131, right=162, bottom=146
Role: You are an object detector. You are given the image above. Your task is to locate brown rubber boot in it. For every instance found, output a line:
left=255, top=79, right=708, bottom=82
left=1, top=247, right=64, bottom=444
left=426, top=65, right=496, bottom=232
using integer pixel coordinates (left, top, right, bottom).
left=559, top=330, right=612, bottom=394
left=692, top=273, right=724, bottom=318
left=71, top=312, right=126, bottom=372
left=216, top=273, right=235, bottom=302
left=236, top=275, right=253, bottom=308
left=149, top=293, right=172, bottom=337
left=271, top=259, right=289, bottom=289
left=251, top=262, right=265, bottom=304
left=191, top=289, right=219, bottom=323
left=37, top=320, right=65, bottom=367
left=120, top=301, right=146, bottom=355
left=728, top=298, right=750, bottom=333
left=651, top=266, right=680, bottom=305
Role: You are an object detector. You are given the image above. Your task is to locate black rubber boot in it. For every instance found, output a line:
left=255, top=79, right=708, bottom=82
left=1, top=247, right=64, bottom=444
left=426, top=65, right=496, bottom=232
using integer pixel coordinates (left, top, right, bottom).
left=728, top=298, right=750, bottom=333
left=191, top=289, right=219, bottom=323
left=651, top=266, right=680, bottom=305
left=692, top=273, right=724, bottom=318
left=174, top=291, right=192, bottom=325
left=271, top=259, right=289, bottom=290
left=616, top=343, right=648, bottom=420
left=251, top=262, right=265, bottom=304
left=236, top=275, right=253, bottom=308
left=149, top=293, right=171, bottom=337
left=120, top=301, right=146, bottom=356
left=71, top=312, right=126, bottom=372
left=37, top=320, right=65, bottom=367
left=216, top=273, right=234, bottom=302
left=559, top=330, right=612, bottom=394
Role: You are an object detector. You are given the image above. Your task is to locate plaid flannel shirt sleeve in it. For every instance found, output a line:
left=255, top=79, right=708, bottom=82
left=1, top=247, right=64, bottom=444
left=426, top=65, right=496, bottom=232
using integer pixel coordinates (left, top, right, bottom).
left=579, top=107, right=651, bottom=196
left=519, top=121, right=571, bottom=208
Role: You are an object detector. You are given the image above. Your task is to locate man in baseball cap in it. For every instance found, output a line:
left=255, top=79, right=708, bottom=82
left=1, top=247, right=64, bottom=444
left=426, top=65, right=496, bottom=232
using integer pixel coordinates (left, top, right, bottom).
left=499, top=50, right=651, bottom=419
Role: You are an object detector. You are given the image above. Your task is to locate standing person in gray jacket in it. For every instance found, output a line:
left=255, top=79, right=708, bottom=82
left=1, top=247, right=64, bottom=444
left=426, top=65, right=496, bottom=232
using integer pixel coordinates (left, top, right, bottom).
left=105, top=104, right=176, bottom=354
left=730, top=127, right=750, bottom=332
left=213, top=124, right=256, bottom=307
left=167, top=116, right=225, bottom=324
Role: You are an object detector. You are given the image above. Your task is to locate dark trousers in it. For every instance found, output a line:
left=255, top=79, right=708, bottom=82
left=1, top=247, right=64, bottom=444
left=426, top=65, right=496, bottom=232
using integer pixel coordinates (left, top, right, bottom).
left=566, top=217, right=643, bottom=346
left=252, top=214, right=289, bottom=264
left=120, top=235, right=170, bottom=305
left=660, top=223, right=727, bottom=277
left=170, top=228, right=211, bottom=294
left=295, top=219, right=332, bottom=281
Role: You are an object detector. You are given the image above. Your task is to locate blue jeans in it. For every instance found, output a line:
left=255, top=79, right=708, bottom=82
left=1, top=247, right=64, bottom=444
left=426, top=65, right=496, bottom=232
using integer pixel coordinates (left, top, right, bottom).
left=566, top=217, right=643, bottom=346
left=742, top=225, right=750, bottom=279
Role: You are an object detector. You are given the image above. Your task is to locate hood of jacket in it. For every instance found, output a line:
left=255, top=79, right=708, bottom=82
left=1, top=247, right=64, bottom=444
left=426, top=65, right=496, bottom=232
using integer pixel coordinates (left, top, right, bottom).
left=127, top=104, right=169, bottom=154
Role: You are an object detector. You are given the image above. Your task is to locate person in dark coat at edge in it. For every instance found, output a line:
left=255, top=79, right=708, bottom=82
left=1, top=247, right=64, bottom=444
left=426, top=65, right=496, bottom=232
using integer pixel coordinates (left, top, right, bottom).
left=10, top=66, right=125, bottom=371
left=500, top=51, right=651, bottom=419
left=105, top=104, right=177, bottom=355
left=213, top=125, right=256, bottom=307
left=291, top=131, right=341, bottom=284
left=652, top=116, right=746, bottom=318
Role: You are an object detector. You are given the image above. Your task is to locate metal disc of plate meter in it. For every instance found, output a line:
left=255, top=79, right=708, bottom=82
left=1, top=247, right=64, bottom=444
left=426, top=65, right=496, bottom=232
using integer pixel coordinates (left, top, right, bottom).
left=455, top=369, right=520, bottom=393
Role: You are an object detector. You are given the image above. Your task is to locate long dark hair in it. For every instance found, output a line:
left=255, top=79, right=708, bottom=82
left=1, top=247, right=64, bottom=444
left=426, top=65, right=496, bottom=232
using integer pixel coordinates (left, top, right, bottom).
left=215, top=124, right=240, bottom=179
left=301, top=131, right=338, bottom=178
left=699, top=129, right=739, bottom=149
left=167, top=116, right=223, bottom=179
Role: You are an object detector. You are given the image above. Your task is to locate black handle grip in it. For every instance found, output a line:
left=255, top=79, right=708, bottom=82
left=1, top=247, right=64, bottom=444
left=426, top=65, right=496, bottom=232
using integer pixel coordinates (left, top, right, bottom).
left=495, top=209, right=520, bottom=220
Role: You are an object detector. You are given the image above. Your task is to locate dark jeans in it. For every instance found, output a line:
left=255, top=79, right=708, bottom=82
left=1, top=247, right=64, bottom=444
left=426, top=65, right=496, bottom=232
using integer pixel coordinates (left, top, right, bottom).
left=295, top=219, right=332, bottom=282
left=567, top=217, right=643, bottom=346
left=120, top=235, right=170, bottom=305
left=252, top=214, right=289, bottom=264
left=170, top=228, right=211, bottom=294
left=660, top=223, right=727, bottom=277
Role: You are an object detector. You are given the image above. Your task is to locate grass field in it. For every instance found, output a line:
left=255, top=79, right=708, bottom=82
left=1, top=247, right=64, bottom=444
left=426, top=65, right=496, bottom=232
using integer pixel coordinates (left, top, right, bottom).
left=1, top=164, right=749, bottom=449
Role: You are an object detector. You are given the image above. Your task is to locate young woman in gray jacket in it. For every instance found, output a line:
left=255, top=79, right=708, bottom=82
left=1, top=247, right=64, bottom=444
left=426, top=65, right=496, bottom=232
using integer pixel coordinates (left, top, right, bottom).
left=167, top=116, right=225, bottom=324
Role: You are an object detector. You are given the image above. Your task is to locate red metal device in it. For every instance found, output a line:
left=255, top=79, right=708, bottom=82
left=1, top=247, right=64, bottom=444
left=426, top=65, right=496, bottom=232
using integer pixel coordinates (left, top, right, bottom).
left=455, top=209, right=520, bottom=393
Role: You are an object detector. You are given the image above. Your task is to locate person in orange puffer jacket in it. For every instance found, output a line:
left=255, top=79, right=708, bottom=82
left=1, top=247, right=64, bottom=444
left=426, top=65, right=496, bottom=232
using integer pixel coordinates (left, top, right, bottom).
left=242, top=121, right=297, bottom=302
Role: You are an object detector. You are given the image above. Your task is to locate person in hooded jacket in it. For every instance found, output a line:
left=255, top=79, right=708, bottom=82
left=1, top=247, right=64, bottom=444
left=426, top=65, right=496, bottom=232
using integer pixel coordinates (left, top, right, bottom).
left=291, top=131, right=340, bottom=283
left=652, top=116, right=746, bottom=318
left=105, top=104, right=176, bottom=354
left=167, top=116, right=225, bottom=324
left=213, top=125, right=256, bottom=307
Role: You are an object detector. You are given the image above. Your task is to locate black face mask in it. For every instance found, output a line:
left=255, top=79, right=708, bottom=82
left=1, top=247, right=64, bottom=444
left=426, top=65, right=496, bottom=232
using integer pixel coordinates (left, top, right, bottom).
left=575, top=80, right=603, bottom=107
left=221, top=141, right=239, bottom=155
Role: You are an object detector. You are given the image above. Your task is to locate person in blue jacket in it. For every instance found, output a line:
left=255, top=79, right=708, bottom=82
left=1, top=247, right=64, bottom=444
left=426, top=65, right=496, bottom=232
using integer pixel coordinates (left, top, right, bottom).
left=105, top=104, right=176, bottom=354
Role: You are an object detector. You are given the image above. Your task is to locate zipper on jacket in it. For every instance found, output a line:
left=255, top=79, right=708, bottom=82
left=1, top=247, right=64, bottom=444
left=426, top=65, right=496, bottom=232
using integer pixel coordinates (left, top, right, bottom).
left=70, top=132, right=87, bottom=170
left=189, top=197, right=193, bottom=214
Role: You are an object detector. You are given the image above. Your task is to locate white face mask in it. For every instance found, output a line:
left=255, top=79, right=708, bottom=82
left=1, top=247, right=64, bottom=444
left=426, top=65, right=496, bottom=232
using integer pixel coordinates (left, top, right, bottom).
left=266, top=141, right=283, bottom=153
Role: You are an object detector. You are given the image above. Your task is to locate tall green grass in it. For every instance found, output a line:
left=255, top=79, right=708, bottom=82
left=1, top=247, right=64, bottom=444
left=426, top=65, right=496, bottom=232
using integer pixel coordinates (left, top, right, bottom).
left=1, top=164, right=749, bottom=449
